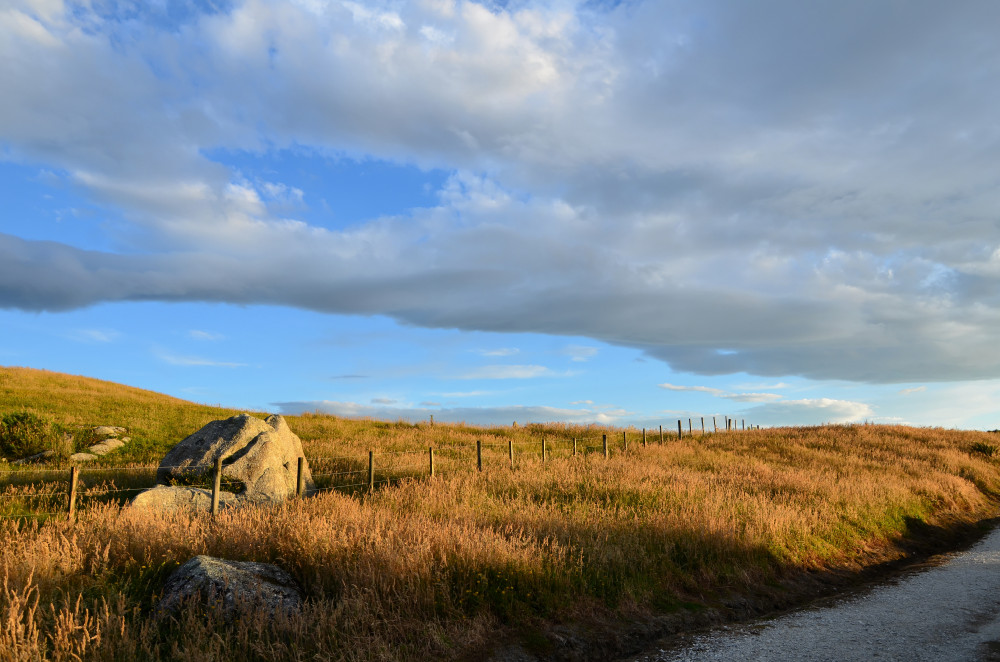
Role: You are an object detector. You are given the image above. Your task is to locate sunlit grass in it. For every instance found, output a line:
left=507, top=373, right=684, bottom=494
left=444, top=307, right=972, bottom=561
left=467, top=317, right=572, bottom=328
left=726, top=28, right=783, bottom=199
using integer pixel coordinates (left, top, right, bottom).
left=2, top=366, right=1000, bottom=660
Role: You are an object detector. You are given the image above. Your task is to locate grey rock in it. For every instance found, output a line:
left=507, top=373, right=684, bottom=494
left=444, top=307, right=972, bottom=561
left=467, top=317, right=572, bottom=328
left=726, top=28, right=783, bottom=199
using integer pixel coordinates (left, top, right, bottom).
left=88, top=438, right=125, bottom=456
left=70, top=452, right=97, bottom=462
left=157, top=555, right=302, bottom=619
left=130, top=485, right=239, bottom=511
left=13, top=450, right=55, bottom=465
left=92, top=426, right=127, bottom=440
left=157, top=414, right=314, bottom=502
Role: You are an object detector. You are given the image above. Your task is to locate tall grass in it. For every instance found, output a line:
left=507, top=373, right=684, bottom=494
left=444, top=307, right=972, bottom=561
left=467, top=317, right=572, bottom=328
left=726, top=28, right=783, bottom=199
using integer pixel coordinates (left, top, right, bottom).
left=2, top=367, right=1000, bottom=660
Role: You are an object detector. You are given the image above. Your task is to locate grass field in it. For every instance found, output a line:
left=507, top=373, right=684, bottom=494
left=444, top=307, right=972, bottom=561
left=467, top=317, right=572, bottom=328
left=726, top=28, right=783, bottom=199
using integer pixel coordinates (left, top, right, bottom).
left=1, top=366, right=1000, bottom=661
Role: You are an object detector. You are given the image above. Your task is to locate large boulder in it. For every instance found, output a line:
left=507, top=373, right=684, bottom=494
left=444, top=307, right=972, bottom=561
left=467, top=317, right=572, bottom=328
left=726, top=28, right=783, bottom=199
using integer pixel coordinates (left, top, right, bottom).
left=157, top=414, right=314, bottom=502
left=131, top=485, right=239, bottom=511
left=157, top=555, right=302, bottom=619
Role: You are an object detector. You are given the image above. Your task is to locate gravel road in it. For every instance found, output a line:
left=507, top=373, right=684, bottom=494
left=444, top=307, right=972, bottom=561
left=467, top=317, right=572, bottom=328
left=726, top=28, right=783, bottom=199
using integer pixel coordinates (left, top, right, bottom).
left=627, top=525, right=1000, bottom=662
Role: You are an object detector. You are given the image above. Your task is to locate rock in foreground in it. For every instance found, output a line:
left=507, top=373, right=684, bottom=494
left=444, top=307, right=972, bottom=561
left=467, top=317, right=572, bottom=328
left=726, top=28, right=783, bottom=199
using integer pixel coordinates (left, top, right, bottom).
left=131, top=485, right=239, bottom=511
left=157, top=555, right=303, bottom=619
left=158, top=413, right=315, bottom=502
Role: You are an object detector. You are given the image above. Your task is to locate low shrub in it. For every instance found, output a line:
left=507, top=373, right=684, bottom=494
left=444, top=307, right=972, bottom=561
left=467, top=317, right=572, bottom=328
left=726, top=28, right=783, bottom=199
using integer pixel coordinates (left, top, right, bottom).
left=0, top=411, right=58, bottom=458
left=971, top=441, right=997, bottom=458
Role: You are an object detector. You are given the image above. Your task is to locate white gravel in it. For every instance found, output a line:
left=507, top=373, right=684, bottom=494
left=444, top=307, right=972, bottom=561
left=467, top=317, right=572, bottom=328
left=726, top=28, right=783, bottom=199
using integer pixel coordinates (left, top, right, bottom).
left=629, top=525, right=1000, bottom=662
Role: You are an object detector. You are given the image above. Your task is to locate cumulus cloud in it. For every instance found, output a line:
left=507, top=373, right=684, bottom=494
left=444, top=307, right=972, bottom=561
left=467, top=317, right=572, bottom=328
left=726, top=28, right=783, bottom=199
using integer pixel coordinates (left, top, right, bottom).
left=4, top=1, right=1000, bottom=383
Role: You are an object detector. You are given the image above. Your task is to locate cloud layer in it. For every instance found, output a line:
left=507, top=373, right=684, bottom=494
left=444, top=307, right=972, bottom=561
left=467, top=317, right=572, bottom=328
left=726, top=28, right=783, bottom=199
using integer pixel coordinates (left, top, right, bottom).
left=4, top=0, right=1000, bottom=383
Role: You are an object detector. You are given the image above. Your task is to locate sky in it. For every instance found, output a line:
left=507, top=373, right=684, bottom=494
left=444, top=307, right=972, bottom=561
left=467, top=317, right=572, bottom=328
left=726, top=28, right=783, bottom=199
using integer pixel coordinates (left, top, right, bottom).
left=2, top=0, right=1000, bottom=430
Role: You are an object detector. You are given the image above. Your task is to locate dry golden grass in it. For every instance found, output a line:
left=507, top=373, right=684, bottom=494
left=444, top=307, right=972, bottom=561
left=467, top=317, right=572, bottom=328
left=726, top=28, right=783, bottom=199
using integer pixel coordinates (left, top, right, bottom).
left=3, top=367, right=1000, bottom=660
left=1, top=420, right=999, bottom=660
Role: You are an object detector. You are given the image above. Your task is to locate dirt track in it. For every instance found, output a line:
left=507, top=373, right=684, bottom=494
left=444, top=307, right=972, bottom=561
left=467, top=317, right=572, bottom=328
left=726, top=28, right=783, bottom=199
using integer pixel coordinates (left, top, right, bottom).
left=626, top=525, right=1000, bottom=662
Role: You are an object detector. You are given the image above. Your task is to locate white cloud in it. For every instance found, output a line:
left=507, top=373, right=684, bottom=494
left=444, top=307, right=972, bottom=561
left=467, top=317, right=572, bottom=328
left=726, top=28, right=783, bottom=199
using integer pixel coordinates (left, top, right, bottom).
left=275, top=400, right=630, bottom=426
left=437, top=390, right=492, bottom=398
left=476, top=347, right=520, bottom=357
left=659, top=383, right=726, bottom=396
left=371, top=397, right=397, bottom=404
left=744, top=399, right=874, bottom=427
left=189, top=330, right=224, bottom=341
left=156, top=350, right=246, bottom=368
left=69, top=328, right=119, bottom=343
left=734, top=382, right=792, bottom=390
left=564, top=344, right=599, bottom=362
left=4, top=1, right=1000, bottom=385
left=660, top=382, right=782, bottom=403
left=458, top=364, right=554, bottom=379
left=898, top=386, right=927, bottom=395
left=722, top=392, right=784, bottom=403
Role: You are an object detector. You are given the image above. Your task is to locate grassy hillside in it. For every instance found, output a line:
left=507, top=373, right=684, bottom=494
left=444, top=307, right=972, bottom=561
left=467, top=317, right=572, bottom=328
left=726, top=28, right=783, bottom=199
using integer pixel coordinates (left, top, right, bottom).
left=2, top=366, right=1000, bottom=661
left=0, top=366, right=248, bottom=462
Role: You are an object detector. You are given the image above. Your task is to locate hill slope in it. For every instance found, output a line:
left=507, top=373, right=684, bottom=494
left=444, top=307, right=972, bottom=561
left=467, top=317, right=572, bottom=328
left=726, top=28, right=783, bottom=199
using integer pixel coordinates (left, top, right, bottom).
left=0, top=366, right=249, bottom=462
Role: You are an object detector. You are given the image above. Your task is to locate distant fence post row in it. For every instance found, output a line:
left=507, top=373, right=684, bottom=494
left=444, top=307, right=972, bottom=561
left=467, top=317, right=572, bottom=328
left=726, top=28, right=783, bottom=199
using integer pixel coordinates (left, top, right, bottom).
left=2, top=416, right=763, bottom=522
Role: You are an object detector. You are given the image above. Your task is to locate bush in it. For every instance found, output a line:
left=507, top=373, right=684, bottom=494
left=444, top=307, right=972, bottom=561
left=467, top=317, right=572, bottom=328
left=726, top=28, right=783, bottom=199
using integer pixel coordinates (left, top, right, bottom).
left=971, top=441, right=997, bottom=458
left=0, top=412, right=56, bottom=458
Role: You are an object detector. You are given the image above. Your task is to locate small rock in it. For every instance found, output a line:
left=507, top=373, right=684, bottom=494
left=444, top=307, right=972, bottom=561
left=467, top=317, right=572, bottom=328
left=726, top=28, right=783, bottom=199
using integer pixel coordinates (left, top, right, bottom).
left=130, top=485, right=238, bottom=511
left=70, top=452, right=97, bottom=462
left=14, top=450, right=56, bottom=465
left=157, top=555, right=302, bottom=619
left=92, top=426, right=127, bottom=440
left=88, top=439, right=125, bottom=456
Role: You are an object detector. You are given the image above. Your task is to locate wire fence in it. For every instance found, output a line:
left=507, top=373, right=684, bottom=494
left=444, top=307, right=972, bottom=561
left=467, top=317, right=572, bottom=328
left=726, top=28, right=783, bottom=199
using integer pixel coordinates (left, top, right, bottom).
left=0, top=417, right=760, bottom=522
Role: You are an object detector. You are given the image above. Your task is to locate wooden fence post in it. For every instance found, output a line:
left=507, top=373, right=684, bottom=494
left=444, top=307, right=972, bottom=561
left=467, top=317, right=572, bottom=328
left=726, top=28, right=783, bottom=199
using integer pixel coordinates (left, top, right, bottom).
left=742, top=419, right=745, bottom=431
left=477, top=440, right=483, bottom=472
left=429, top=447, right=435, bottom=477
left=68, top=466, right=79, bottom=521
left=211, top=456, right=222, bottom=517
left=659, top=425, right=663, bottom=443
left=603, top=434, right=608, bottom=458
left=368, top=450, right=374, bottom=491
left=677, top=420, right=682, bottom=440
left=296, top=457, right=305, bottom=498
left=701, top=417, right=705, bottom=434
left=542, top=438, right=547, bottom=463
left=688, top=418, right=692, bottom=435
left=622, top=430, right=627, bottom=452
left=509, top=439, right=514, bottom=469
left=713, top=416, right=717, bottom=432
left=573, top=437, right=578, bottom=456
left=642, top=428, right=646, bottom=447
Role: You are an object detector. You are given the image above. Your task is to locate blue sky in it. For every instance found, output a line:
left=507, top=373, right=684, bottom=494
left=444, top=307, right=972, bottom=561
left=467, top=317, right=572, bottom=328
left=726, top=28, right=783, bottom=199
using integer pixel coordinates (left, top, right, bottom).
left=2, top=0, right=1000, bottom=430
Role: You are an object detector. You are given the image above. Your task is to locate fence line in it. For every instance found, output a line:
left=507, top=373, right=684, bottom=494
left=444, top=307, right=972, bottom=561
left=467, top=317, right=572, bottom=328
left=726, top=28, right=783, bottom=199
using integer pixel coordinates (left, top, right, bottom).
left=0, top=417, right=757, bottom=522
